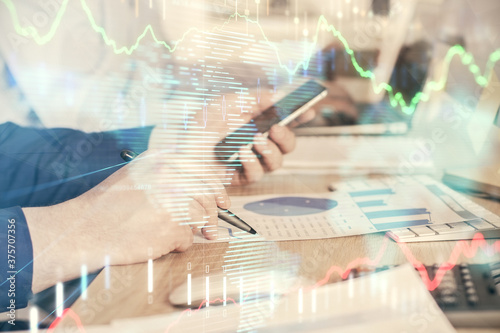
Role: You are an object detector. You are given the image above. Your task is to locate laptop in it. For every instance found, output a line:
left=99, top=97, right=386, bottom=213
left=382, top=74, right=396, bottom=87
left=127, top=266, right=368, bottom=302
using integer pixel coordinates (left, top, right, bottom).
left=294, top=0, right=419, bottom=136
left=442, top=71, right=500, bottom=200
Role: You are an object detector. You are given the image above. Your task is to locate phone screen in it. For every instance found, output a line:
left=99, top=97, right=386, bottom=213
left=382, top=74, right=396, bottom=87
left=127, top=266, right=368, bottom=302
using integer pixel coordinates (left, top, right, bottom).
left=215, top=80, right=327, bottom=161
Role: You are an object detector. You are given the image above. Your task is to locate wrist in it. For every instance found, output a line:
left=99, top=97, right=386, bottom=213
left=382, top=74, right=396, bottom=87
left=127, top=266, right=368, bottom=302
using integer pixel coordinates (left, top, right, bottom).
left=23, top=198, right=102, bottom=293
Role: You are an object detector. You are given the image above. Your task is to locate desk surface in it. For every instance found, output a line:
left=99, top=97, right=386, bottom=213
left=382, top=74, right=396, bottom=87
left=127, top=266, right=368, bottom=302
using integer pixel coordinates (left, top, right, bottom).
left=56, top=173, right=500, bottom=332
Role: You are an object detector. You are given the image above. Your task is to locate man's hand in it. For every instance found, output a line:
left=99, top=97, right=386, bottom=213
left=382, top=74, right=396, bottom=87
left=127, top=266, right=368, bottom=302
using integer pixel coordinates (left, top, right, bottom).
left=24, top=150, right=229, bottom=293
left=306, top=81, right=358, bottom=125
left=229, top=124, right=298, bottom=185
left=150, top=86, right=315, bottom=186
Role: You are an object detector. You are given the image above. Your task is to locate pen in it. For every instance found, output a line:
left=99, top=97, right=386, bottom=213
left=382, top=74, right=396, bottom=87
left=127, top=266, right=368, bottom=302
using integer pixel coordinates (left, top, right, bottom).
left=120, top=149, right=257, bottom=235
left=217, top=208, right=257, bottom=235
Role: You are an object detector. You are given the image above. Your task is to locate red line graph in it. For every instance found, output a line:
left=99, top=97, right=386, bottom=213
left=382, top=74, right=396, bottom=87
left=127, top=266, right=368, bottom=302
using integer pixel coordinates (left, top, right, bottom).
left=45, top=232, right=499, bottom=332
left=47, top=308, right=84, bottom=332
left=312, top=233, right=500, bottom=291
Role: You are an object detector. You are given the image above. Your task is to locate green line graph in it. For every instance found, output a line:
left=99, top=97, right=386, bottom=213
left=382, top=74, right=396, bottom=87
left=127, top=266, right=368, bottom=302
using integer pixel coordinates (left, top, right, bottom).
left=2, top=0, right=499, bottom=114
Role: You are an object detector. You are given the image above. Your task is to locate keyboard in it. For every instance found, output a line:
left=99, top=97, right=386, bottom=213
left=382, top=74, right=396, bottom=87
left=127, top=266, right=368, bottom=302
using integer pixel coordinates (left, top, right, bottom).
left=388, top=217, right=500, bottom=242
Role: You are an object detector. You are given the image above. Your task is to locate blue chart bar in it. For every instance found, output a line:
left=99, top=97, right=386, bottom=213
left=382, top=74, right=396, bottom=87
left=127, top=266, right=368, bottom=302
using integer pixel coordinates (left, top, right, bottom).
left=365, top=208, right=429, bottom=219
left=349, top=189, right=395, bottom=197
left=348, top=187, right=431, bottom=231
left=375, top=219, right=430, bottom=231
left=356, top=200, right=386, bottom=208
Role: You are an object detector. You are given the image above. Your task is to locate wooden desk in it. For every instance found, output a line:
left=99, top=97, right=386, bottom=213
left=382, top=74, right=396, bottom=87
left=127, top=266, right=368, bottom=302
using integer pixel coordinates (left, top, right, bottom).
left=57, top=174, right=500, bottom=332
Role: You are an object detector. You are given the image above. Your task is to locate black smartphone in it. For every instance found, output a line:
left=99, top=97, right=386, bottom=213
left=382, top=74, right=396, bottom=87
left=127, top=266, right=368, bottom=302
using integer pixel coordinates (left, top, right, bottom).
left=215, top=80, right=328, bottom=162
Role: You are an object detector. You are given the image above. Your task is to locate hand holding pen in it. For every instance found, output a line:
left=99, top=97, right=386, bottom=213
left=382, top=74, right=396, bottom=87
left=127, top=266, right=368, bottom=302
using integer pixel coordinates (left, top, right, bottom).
left=121, top=149, right=257, bottom=237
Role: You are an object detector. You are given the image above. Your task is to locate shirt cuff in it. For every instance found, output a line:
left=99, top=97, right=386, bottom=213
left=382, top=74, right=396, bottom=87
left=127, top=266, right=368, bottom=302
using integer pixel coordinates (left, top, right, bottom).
left=0, top=206, right=33, bottom=311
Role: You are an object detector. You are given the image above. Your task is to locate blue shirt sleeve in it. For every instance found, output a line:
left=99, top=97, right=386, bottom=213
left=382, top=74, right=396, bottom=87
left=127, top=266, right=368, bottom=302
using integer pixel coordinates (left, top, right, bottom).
left=0, top=122, right=153, bottom=208
left=0, top=123, right=153, bottom=311
left=0, top=206, right=33, bottom=312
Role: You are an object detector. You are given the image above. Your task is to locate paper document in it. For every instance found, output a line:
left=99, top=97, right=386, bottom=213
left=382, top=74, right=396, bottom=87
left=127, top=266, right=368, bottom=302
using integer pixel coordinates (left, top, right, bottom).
left=263, top=264, right=456, bottom=333
left=73, top=265, right=455, bottom=333
left=195, top=175, right=499, bottom=243
left=283, top=135, right=435, bottom=174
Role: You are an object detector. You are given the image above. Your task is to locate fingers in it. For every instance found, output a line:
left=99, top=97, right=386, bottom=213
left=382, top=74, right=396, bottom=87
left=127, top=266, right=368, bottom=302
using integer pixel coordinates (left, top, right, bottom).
left=191, top=178, right=230, bottom=240
left=252, top=134, right=283, bottom=172
left=185, top=198, right=207, bottom=235
left=268, top=125, right=296, bottom=154
left=237, top=146, right=265, bottom=185
left=216, top=184, right=231, bottom=210
left=288, top=109, right=317, bottom=128
left=228, top=126, right=296, bottom=185
left=161, top=161, right=228, bottom=241
left=193, top=193, right=219, bottom=240
left=169, top=201, right=196, bottom=252
left=173, top=224, right=194, bottom=252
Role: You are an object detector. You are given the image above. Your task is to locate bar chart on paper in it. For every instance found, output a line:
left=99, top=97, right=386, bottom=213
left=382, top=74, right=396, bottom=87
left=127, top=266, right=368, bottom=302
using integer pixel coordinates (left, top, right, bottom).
left=339, top=175, right=495, bottom=231
left=194, top=176, right=499, bottom=243
left=348, top=187, right=433, bottom=230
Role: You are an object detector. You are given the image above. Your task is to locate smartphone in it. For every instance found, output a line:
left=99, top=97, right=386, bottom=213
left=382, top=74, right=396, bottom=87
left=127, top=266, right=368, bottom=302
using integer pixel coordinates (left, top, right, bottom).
left=215, top=80, right=328, bottom=162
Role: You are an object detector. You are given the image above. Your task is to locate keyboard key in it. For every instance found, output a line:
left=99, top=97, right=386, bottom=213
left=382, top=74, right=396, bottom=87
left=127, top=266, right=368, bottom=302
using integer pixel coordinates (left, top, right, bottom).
left=483, top=215, right=500, bottom=227
left=447, top=222, right=476, bottom=232
left=467, top=219, right=496, bottom=230
left=429, top=224, right=456, bottom=234
left=389, top=229, right=416, bottom=239
left=410, top=226, right=436, bottom=237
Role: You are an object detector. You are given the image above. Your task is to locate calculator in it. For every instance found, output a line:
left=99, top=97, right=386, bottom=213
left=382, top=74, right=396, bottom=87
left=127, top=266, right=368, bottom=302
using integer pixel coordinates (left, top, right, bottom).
left=349, top=262, right=500, bottom=328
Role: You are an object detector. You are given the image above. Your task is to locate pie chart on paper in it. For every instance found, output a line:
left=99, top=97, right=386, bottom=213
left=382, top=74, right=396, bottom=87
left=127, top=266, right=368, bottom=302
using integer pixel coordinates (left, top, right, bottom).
left=243, top=196, right=338, bottom=216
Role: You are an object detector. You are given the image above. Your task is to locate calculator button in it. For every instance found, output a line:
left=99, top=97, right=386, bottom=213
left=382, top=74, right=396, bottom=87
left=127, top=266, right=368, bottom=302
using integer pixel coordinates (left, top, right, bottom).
left=441, top=277, right=456, bottom=285
left=465, top=287, right=476, bottom=296
left=439, top=281, right=455, bottom=289
left=464, top=280, right=474, bottom=289
left=460, top=267, right=470, bottom=275
left=462, top=274, right=472, bottom=283
left=441, top=295, right=458, bottom=306
left=440, top=288, right=456, bottom=297
left=467, top=295, right=479, bottom=306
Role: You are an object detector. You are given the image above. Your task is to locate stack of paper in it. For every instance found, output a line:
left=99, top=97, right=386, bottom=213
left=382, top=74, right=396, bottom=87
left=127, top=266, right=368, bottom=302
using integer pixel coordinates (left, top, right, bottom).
left=40, top=265, right=455, bottom=333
